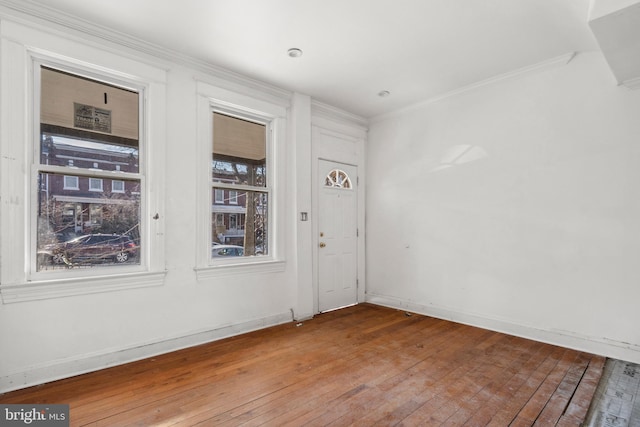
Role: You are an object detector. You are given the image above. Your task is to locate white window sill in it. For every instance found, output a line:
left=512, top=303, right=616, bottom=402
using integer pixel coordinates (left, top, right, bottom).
left=0, top=270, right=167, bottom=304
left=195, top=259, right=285, bottom=280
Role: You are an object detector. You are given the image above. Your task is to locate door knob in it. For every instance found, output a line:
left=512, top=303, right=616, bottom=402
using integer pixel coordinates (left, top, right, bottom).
left=319, top=242, right=326, bottom=248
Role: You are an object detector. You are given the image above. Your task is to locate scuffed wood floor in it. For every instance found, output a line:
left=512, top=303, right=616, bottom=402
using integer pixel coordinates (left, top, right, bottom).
left=0, top=303, right=605, bottom=426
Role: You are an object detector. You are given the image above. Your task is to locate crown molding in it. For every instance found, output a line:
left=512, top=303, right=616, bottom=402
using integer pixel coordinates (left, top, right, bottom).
left=370, top=52, right=578, bottom=123
left=0, top=0, right=292, bottom=103
left=311, top=99, right=368, bottom=130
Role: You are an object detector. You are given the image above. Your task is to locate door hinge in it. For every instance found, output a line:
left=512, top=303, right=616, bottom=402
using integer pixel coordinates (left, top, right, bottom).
left=357, top=228, right=359, bottom=237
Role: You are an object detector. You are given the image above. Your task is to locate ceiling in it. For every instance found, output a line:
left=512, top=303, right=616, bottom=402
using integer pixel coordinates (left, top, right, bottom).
left=14, top=0, right=602, bottom=118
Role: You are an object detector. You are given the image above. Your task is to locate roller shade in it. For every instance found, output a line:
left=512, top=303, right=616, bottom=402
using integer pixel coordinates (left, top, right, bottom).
left=213, top=113, right=265, bottom=162
left=40, top=66, right=139, bottom=145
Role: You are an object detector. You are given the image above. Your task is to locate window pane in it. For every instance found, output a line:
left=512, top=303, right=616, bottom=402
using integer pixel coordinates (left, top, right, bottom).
left=63, top=175, right=79, bottom=190
left=211, top=188, right=267, bottom=256
left=112, top=180, right=125, bottom=193
left=212, top=113, right=266, bottom=187
left=229, top=190, right=238, bottom=204
left=37, top=173, right=141, bottom=270
left=214, top=188, right=224, bottom=203
left=41, top=133, right=139, bottom=174
left=89, top=178, right=103, bottom=192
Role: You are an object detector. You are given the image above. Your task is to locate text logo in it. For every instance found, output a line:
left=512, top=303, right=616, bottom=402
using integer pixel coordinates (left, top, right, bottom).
left=1, top=405, right=69, bottom=426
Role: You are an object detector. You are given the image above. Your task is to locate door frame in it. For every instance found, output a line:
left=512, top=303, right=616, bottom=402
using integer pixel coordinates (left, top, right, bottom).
left=311, top=120, right=366, bottom=314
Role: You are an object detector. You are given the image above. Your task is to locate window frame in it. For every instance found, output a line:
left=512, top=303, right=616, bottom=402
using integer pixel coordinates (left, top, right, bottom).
left=63, top=175, right=79, bottom=190
left=214, top=188, right=224, bottom=204
left=209, top=109, right=271, bottom=261
left=0, top=24, right=167, bottom=303
left=194, top=82, right=286, bottom=278
left=112, top=180, right=125, bottom=193
left=228, top=190, right=238, bottom=205
left=228, top=213, right=238, bottom=230
left=88, top=177, right=104, bottom=192
left=30, top=61, right=146, bottom=281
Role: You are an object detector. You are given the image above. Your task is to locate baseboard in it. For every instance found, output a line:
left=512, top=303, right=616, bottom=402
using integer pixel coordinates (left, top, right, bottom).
left=365, top=293, right=640, bottom=365
left=0, top=311, right=293, bottom=394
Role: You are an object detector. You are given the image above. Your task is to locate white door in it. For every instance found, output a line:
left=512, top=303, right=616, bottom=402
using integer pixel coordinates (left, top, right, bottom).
left=318, top=160, right=358, bottom=312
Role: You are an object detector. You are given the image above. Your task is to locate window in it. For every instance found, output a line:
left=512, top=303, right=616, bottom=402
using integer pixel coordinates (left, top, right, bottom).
left=325, top=169, right=353, bottom=189
left=211, top=112, right=268, bottom=257
left=214, top=188, right=224, bottom=204
left=112, top=180, right=125, bottom=193
left=36, top=66, right=141, bottom=272
left=89, top=205, right=103, bottom=226
left=228, top=214, right=238, bottom=230
left=195, top=80, right=285, bottom=277
left=88, top=178, right=103, bottom=192
left=0, top=24, right=167, bottom=303
left=63, top=175, right=79, bottom=190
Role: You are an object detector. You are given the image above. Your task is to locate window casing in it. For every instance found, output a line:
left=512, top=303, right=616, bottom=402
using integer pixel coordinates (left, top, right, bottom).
left=195, top=81, right=286, bottom=276
left=0, top=25, right=167, bottom=303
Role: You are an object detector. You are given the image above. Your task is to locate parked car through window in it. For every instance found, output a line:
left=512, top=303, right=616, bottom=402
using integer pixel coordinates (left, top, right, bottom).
left=38, top=233, right=138, bottom=266
left=211, top=245, right=244, bottom=257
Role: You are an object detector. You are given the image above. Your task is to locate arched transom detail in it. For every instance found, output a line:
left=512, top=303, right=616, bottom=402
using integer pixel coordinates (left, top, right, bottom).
left=325, top=169, right=352, bottom=189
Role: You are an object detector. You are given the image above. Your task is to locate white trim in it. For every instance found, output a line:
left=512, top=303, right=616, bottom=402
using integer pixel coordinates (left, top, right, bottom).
left=195, top=260, right=286, bottom=280
left=0, top=308, right=292, bottom=393
left=1, top=271, right=166, bottom=304
left=366, top=293, right=640, bottom=365
left=195, top=80, right=287, bottom=271
left=311, top=118, right=366, bottom=314
left=310, top=99, right=368, bottom=129
left=0, top=20, right=167, bottom=298
left=30, top=58, right=145, bottom=281
left=196, top=81, right=289, bottom=117
left=0, top=0, right=291, bottom=104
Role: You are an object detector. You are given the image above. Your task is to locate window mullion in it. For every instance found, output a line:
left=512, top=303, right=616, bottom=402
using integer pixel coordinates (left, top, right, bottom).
left=37, top=163, right=141, bottom=180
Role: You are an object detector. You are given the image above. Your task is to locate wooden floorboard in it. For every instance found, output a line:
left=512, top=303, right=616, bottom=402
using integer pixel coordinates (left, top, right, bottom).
left=0, top=303, right=605, bottom=426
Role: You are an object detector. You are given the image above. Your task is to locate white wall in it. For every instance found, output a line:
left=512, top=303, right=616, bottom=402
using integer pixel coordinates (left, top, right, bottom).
left=0, top=9, right=366, bottom=392
left=366, top=51, right=640, bottom=363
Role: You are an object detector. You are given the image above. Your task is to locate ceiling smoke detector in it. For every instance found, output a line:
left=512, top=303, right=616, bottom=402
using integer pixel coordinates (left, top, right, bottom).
left=287, top=48, right=303, bottom=58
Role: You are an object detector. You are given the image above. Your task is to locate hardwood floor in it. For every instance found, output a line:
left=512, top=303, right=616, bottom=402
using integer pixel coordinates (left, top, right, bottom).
left=0, top=304, right=605, bottom=426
